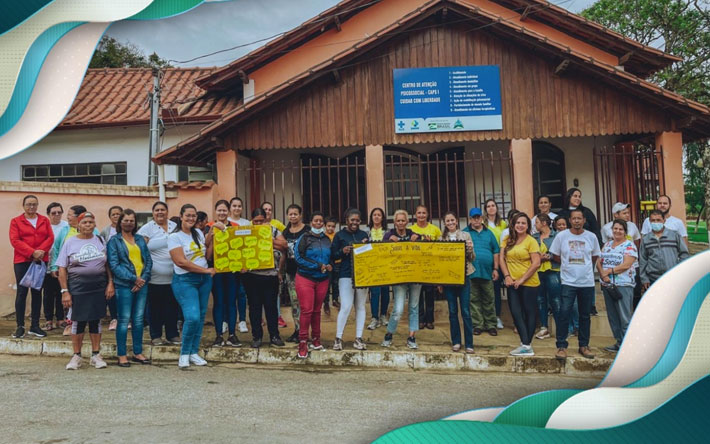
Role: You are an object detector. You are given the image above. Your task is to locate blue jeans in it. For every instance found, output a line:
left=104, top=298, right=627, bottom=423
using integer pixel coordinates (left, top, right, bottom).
left=238, top=282, right=247, bottom=322
left=445, top=280, right=473, bottom=348
left=172, top=272, right=213, bottom=356
left=387, top=284, right=422, bottom=334
left=370, top=286, right=390, bottom=318
left=213, top=272, right=237, bottom=336
left=538, top=271, right=561, bottom=328
left=115, top=285, right=148, bottom=356
left=556, top=285, right=594, bottom=349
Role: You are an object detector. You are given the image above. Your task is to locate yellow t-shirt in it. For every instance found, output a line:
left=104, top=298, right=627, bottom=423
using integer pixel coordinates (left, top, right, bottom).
left=64, top=226, right=78, bottom=241
left=487, top=219, right=507, bottom=243
left=270, top=219, right=286, bottom=232
left=500, top=234, right=540, bottom=287
left=369, top=227, right=386, bottom=241
left=124, top=239, right=144, bottom=277
left=410, top=223, right=442, bottom=240
left=538, top=238, right=551, bottom=272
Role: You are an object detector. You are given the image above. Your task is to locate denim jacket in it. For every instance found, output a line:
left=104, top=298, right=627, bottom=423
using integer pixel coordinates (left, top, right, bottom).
left=294, top=230, right=332, bottom=281
left=107, top=232, right=152, bottom=288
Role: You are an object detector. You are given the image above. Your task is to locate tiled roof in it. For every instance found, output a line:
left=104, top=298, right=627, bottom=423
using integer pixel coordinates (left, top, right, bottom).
left=57, top=67, right=241, bottom=130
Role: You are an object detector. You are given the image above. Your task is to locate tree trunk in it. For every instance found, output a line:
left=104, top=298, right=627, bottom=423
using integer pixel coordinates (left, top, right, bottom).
left=704, top=143, right=710, bottom=244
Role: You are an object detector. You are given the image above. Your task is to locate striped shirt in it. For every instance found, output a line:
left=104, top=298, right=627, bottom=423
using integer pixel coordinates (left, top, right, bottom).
left=639, top=229, right=690, bottom=284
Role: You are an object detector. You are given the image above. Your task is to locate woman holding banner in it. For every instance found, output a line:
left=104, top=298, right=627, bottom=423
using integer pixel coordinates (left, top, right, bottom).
left=366, top=207, right=389, bottom=330
left=380, top=210, right=422, bottom=349
left=441, top=211, right=476, bottom=353
left=410, top=204, right=441, bottom=330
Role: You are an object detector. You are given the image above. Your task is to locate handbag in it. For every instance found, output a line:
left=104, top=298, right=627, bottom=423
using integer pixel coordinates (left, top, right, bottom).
left=606, top=273, right=623, bottom=301
left=19, top=261, right=47, bottom=290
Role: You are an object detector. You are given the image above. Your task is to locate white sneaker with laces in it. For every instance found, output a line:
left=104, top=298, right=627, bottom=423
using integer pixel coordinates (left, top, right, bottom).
left=238, top=321, right=248, bottom=333
left=496, top=317, right=504, bottom=329
left=367, top=318, right=379, bottom=330
left=178, top=355, right=190, bottom=368
left=90, top=354, right=107, bottom=369
left=189, top=354, right=208, bottom=366
left=66, top=354, right=82, bottom=370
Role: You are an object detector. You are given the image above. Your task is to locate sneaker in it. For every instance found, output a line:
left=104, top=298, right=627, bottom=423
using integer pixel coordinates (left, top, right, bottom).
left=309, top=338, right=324, bottom=350
left=278, top=316, right=287, bottom=328
left=406, top=336, right=418, bottom=349
left=510, top=344, right=534, bottom=356
left=212, top=336, right=225, bottom=348
left=367, top=318, right=379, bottom=330
left=353, top=337, right=367, bottom=350
left=178, top=355, right=190, bottom=369
left=127, top=322, right=132, bottom=330
left=167, top=337, right=181, bottom=345
left=452, top=344, right=461, bottom=352
left=578, top=346, right=595, bottom=359
left=591, top=306, right=598, bottom=316
left=66, top=354, right=82, bottom=370
left=604, top=343, right=620, bottom=353
left=379, top=315, right=389, bottom=326
left=496, top=317, right=504, bottom=329
left=535, top=327, right=550, bottom=340
left=90, top=354, right=108, bottom=369
left=226, top=335, right=242, bottom=347
left=555, top=348, right=567, bottom=360
left=270, top=337, right=285, bottom=347
left=28, top=326, right=47, bottom=338
left=251, top=338, right=262, bottom=348
left=238, top=321, right=248, bottom=333
left=45, top=321, right=54, bottom=331
left=151, top=338, right=166, bottom=346
left=465, top=347, right=475, bottom=354
left=332, top=337, right=343, bottom=351
left=298, top=340, right=308, bottom=359
left=286, top=331, right=299, bottom=343
left=381, top=333, right=393, bottom=347
left=63, top=324, right=72, bottom=336
left=12, top=326, right=25, bottom=338
left=222, top=322, right=228, bottom=334
left=189, top=354, right=207, bottom=366
left=108, top=319, right=118, bottom=331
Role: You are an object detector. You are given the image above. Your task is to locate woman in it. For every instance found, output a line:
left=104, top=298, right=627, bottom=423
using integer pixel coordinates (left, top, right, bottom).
left=553, top=216, right=579, bottom=336
left=484, top=198, right=507, bottom=330
left=531, top=195, right=558, bottom=235
left=441, top=211, right=476, bottom=353
left=241, top=209, right=287, bottom=348
left=168, top=204, right=216, bottom=369
left=331, top=209, right=369, bottom=351
left=533, top=214, right=560, bottom=340
left=262, top=201, right=288, bottom=327
left=499, top=213, right=541, bottom=357
left=283, top=204, right=310, bottom=342
left=9, top=195, right=53, bottom=339
left=293, top=211, right=332, bottom=358
left=107, top=209, right=153, bottom=367
left=56, top=212, right=113, bottom=370
left=366, top=207, right=390, bottom=330
left=137, top=202, right=181, bottom=346
left=228, top=197, right=250, bottom=226
left=410, top=204, right=441, bottom=330
left=597, top=219, right=637, bottom=353
left=100, top=205, right=122, bottom=331
left=227, top=197, right=249, bottom=333
left=208, top=200, right=241, bottom=348
left=380, top=210, right=422, bottom=349
left=43, top=202, right=66, bottom=331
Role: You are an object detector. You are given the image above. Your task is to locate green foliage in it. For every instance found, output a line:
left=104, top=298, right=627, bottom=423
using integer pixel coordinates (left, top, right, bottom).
left=89, top=36, right=172, bottom=69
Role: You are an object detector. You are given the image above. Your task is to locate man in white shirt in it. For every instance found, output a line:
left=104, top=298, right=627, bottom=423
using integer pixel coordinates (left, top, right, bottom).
left=601, top=202, right=641, bottom=245
left=549, top=208, right=600, bottom=361
left=640, top=195, right=688, bottom=247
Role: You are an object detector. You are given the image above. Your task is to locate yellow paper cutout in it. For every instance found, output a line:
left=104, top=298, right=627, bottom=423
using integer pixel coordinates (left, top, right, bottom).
left=230, top=237, right=243, bottom=249
left=242, top=248, right=256, bottom=259
left=244, top=236, right=257, bottom=247
left=246, top=258, right=260, bottom=269
left=214, top=243, right=229, bottom=255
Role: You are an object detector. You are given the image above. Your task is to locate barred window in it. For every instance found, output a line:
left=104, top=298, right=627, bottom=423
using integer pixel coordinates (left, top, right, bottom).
left=22, top=162, right=127, bottom=185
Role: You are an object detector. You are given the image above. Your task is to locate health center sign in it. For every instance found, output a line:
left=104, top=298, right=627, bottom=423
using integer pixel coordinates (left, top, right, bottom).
left=393, top=65, right=502, bottom=134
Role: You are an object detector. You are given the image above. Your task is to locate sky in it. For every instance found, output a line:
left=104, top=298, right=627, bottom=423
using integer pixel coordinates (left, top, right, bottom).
left=107, top=0, right=598, bottom=68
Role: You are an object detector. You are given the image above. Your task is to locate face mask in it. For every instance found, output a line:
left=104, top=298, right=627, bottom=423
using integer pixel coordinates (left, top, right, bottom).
left=651, top=222, right=664, bottom=232
left=311, top=227, right=324, bottom=235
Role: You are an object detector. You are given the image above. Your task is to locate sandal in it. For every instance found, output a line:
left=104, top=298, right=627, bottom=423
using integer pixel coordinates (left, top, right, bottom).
left=465, top=347, right=475, bottom=354
left=44, top=321, right=54, bottom=331
left=452, top=344, right=461, bottom=352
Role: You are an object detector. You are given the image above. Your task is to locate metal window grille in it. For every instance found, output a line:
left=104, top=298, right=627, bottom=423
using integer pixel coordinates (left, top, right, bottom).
left=21, top=162, right=127, bottom=185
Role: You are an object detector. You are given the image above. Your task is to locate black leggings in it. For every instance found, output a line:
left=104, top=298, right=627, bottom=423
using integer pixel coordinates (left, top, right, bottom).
left=73, top=320, right=100, bottom=334
left=43, top=273, right=64, bottom=322
left=507, top=285, right=538, bottom=346
left=14, top=262, right=43, bottom=328
left=148, top=283, right=180, bottom=340
left=242, top=273, right=280, bottom=341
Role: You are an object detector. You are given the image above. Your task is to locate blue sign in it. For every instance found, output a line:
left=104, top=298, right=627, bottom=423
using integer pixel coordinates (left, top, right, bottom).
left=393, top=66, right=502, bottom=134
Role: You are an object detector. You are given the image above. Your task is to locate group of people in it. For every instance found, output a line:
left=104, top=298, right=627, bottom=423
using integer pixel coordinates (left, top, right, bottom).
left=8, top=189, right=690, bottom=369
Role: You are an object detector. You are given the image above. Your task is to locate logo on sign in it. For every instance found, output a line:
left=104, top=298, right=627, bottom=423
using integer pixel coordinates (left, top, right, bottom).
left=410, top=120, right=419, bottom=130
left=397, top=120, right=405, bottom=130
left=454, top=119, right=464, bottom=129
left=428, top=123, right=437, bottom=130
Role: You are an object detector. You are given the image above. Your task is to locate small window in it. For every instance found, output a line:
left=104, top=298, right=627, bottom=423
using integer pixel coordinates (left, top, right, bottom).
left=21, top=162, right=128, bottom=185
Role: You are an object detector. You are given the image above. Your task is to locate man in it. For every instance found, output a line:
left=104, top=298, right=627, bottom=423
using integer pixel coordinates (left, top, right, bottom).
left=549, top=208, right=600, bottom=360
left=641, top=195, right=688, bottom=247
left=463, top=207, right=500, bottom=336
left=601, top=202, right=641, bottom=245
left=639, top=210, right=690, bottom=290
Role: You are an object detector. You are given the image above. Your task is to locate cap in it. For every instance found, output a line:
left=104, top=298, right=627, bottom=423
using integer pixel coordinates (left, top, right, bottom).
left=612, top=202, right=630, bottom=214
left=468, top=207, right=482, bottom=217
left=77, top=212, right=94, bottom=223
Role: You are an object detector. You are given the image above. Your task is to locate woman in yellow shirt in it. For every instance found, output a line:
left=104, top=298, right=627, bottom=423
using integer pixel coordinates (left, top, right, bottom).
left=366, top=207, right=389, bottom=329
left=499, top=213, right=541, bottom=357
left=484, top=198, right=507, bottom=329
left=410, top=204, right=442, bottom=329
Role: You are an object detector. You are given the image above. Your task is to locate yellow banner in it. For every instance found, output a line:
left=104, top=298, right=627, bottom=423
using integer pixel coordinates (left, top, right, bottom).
left=213, top=225, right=274, bottom=273
left=351, top=241, right=466, bottom=287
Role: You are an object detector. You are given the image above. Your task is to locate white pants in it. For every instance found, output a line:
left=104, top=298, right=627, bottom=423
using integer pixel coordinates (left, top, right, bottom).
left=336, top=278, right=368, bottom=338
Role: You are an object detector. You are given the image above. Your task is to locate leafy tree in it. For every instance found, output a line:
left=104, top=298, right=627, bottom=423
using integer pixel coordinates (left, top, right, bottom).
left=583, top=0, right=710, bottom=239
left=89, top=36, right=172, bottom=69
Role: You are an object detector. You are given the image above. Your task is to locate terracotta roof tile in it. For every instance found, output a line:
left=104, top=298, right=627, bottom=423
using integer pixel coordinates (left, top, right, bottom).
left=57, top=67, right=241, bottom=130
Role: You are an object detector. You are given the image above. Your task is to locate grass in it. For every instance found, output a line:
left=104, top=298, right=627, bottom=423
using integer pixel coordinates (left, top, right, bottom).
left=686, top=220, right=708, bottom=244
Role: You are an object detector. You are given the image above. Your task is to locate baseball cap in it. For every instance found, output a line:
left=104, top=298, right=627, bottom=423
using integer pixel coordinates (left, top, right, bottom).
left=469, top=207, right=482, bottom=217
left=612, top=202, right=630, bottom=214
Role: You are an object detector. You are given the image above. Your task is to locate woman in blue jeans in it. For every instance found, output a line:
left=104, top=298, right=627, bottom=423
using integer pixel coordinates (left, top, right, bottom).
left=168, top=204, right=216, bottom=369
left=107, top=209, right=153, bottom=367
left=533, top=213, right=559, bottom=340
left=366, top=207, right=389, bottom=330
left=441, top=211, right=476, bottom=353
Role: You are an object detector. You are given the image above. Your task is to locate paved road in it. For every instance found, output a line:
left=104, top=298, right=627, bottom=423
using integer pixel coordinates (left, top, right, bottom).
left=0, top=356, right=598, bottom=444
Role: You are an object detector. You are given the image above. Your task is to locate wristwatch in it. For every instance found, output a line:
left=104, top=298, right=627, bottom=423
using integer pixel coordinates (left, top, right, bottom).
left=60, top=289, right=69, bottom=293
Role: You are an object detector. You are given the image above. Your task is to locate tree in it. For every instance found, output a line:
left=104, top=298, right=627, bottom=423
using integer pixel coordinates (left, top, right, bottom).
left=89, top=36, right=172, bottom=69
left=582, top=0, right=710, bottom=241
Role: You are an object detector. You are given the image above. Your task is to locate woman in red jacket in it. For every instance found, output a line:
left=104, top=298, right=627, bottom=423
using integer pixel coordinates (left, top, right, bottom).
left=9, top=195, right=54, bottom=339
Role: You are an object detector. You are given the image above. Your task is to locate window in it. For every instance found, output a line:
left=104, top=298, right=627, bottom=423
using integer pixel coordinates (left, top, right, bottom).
left=22, top=162, right=127, bottom=185
left=178, top=164, right=216, bottom=182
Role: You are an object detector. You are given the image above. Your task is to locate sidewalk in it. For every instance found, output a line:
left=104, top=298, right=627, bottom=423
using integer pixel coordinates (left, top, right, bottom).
left=0, top=300, right=615, bottom=376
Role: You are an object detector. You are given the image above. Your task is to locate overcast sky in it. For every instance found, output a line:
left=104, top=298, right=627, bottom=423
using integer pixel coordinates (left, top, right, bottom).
left=107, top=0, right=598, bottom=67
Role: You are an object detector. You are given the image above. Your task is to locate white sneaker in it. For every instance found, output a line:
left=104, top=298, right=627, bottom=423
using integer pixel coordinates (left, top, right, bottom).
left=535, top=327, right=550, bottom=339
left=367, top=318, right=379, bottom=330
left=238, top=321, right=248, bottom=333
left=222, top=322, right=228, bottom=334
left=379, top=315, right=388, bottom=326
left=496, top=317, right=504, bottom=329
left=189, top=354, right=208, bottom=366
left=66, top=354, right=82, bottom=370
left=178, top=355, right=190, bottom=369
left=90, top=354, right=107, bottom=369
left=510, top=344, right=535, bottom=357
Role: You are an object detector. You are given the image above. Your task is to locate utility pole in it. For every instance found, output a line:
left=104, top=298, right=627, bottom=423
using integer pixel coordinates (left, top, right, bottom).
left=148, top=68, right=166, bottom=202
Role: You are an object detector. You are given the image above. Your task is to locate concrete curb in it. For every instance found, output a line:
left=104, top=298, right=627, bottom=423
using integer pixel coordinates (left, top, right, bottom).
left=0, top=338, right=611, bottom=376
